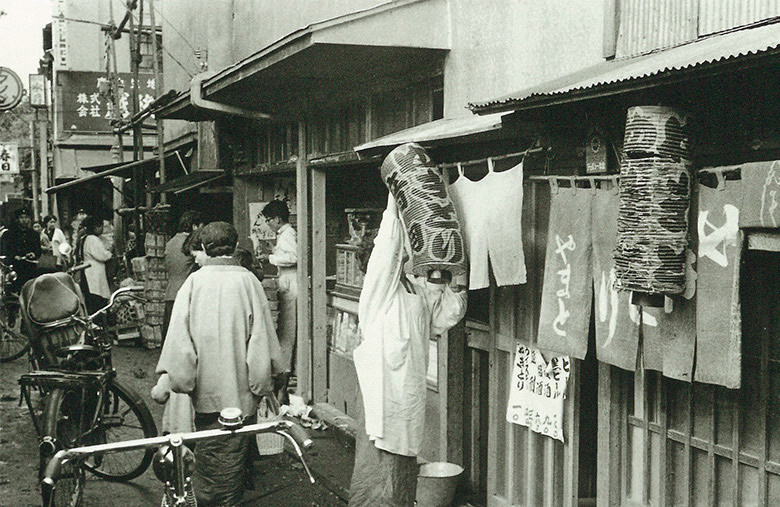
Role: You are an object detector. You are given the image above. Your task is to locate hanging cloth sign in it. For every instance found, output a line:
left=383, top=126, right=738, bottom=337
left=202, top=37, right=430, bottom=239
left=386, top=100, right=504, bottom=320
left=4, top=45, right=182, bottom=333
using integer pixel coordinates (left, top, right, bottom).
left=591, top=183, right=640, bottom=371
left=739, top=160, right=780, bottom=228
left=537, top=182, right=593, bottom=359
left=506, top=343, right=570, bottom=442
left=641, top=260, right=697, bottom=382
left=695, top=176, right=743, bottom=388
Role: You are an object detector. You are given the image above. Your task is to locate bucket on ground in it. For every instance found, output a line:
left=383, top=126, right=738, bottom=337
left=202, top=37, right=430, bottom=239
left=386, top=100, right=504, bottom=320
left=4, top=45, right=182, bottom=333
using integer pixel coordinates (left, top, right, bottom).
left=416, top=462, right=464, bottom=507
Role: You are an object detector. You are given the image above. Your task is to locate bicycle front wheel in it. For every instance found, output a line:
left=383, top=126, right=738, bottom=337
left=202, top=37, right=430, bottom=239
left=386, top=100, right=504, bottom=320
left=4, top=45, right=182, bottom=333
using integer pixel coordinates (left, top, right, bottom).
left=40, top=388, right=85, bottom=507
left=83, top=378, right=157, bottom=481
left=0, top=300, right=29, bottom=362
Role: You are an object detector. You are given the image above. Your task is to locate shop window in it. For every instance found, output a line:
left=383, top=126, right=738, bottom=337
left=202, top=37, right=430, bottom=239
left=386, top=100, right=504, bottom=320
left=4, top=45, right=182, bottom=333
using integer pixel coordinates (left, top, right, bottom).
left=617, top=249, right=780, bottom=506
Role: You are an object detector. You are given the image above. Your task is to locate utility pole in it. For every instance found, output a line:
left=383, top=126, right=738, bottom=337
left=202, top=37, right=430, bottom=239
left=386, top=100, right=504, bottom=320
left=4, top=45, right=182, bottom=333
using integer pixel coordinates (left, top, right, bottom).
left=38, top=111, right=48, bottom=216
left=127, top=0, right=147, bottom=207
left=149, top=0, right=165, bottom=204
left=29, top=118, right=39, bottom=220
left=107, top=0, right=125, bottom=253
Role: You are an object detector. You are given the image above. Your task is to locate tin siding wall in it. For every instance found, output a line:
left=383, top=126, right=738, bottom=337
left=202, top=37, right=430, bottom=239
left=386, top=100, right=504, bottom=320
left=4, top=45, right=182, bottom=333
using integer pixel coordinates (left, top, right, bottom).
left=615, top=0, right=698, bottom=58
left=617, top=0, right=780, bottom=58
left=698, top=0, right=780, bottom=35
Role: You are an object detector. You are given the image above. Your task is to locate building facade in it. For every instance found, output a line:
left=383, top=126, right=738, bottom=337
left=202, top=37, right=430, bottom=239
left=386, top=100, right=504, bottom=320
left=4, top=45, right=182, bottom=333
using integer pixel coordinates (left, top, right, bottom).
left=158, top=1, right=780, bottom=506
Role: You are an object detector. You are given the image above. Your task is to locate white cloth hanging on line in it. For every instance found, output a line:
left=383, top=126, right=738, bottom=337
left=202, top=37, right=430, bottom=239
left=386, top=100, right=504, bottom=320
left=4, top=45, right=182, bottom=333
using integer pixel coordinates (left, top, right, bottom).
left=447, top=158, right=527, bottom=290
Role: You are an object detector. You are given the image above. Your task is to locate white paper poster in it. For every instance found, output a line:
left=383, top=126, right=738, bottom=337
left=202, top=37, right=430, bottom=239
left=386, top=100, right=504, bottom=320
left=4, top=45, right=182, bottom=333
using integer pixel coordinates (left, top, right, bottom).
left=248, top=202, right=276, bottom=260
left=506, top=343, right=570, bottom=442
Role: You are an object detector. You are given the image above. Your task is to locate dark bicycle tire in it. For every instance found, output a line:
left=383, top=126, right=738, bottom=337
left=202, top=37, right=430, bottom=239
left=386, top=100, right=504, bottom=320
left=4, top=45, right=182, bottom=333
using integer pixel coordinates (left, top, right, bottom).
left=82, top=378, right=157, bottom=481
left=0, top=300, right=30, bottom=362
left=40, top=388, right=85, bottom=507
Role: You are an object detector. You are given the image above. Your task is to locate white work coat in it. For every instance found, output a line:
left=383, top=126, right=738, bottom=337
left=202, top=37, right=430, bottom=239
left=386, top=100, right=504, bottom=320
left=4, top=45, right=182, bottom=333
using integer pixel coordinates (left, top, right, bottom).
left=354, top=201, right=466, bottom=457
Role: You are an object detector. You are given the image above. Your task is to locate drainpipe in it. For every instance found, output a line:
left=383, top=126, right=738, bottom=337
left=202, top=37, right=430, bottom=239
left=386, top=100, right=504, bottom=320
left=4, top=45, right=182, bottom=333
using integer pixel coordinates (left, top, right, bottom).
left=190, top=73, right=272, bottom=121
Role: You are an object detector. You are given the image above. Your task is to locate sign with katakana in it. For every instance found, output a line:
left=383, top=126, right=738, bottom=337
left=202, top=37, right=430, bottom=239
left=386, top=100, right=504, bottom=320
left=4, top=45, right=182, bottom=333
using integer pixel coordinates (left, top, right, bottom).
left=60, top=71, right=156, bottom=132
left=0, top=68, right=24, bottom=111
left=0, top=144, right=20, bottom=174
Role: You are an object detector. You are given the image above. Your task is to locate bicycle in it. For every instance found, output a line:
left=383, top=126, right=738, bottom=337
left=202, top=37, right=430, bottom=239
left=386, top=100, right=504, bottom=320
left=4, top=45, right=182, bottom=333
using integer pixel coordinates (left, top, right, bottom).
left=18, top=279, right=157, bottom=507
left=0, top=255, right=31, bottom=362
left=40, top=407, right=315, bottom=507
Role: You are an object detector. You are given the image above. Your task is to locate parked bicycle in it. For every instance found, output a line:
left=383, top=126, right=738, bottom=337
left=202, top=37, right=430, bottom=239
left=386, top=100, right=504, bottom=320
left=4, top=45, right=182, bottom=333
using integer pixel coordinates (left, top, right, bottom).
left=41, top=407, right=314, bottom=507
left=0, top=255, right=30, bottom=362
left=18, top=274, right=157, bottom=507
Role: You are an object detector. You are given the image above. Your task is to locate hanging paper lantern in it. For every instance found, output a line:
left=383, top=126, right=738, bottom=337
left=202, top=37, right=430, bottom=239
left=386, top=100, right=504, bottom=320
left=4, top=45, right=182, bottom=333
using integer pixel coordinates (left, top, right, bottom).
left=624, top=105, right=692, bottom=161
left=614, top=106, right=693, bottom=298
left=380, top=143, right=466, bottom=280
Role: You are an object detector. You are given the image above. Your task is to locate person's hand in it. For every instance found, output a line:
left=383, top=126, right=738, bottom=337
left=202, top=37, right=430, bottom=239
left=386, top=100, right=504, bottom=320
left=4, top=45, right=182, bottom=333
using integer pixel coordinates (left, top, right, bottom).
left=151, top=376, right=171, bottom=404
left=386, top=193, right=398, bottom=215
left=257, top=253, right=270, bottom=263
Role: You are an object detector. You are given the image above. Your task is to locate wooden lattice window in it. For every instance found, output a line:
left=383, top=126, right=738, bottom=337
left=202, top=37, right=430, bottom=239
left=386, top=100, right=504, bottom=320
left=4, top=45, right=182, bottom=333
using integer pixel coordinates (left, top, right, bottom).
left=619, top=249, right=780, bottom=507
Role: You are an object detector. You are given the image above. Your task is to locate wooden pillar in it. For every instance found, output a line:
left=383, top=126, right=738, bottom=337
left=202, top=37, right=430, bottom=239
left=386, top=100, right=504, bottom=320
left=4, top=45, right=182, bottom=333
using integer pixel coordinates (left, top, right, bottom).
left=442, top=321, right=466, bottom=464
left=311, top=167, right=328, bottom=403
left=296, top=120, right=312, bottom=402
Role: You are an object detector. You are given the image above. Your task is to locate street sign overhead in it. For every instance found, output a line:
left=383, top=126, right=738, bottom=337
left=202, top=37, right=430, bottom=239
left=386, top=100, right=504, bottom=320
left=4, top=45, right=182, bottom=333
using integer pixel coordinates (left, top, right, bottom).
left=0, top=67, right=24, bottom=111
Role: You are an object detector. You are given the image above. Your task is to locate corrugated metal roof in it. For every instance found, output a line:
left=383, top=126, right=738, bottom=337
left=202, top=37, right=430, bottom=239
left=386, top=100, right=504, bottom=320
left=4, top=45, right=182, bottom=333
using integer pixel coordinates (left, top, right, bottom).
left=353, top=112, right=507, bottom=154
left=470, top=20, right=780, bottom=112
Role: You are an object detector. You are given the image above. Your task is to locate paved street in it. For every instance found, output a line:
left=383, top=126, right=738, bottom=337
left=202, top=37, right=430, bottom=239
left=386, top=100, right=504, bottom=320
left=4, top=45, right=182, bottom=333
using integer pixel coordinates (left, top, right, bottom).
left=0, top=344, right=346, bottom=507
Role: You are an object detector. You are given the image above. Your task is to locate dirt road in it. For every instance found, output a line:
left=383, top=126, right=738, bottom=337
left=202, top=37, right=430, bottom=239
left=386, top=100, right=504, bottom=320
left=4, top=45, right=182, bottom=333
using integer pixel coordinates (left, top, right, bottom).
left=0, top=345, right=344, bottom=507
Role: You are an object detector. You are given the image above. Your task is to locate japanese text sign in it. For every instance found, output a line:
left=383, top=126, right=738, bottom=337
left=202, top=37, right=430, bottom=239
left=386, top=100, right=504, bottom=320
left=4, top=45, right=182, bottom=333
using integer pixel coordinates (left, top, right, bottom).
left=506, top=344, right=570, bottom=442
left=0, top=144, right=20, bottom=174
left=60, top=71, right=156, bottom=132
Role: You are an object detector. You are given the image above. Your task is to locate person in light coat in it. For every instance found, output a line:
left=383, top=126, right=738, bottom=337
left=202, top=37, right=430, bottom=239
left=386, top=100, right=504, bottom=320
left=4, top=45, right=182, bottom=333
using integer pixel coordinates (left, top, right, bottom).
left=349, top=195, right=467, bottom=507
left=155, top=221, right=283, bottom=506
left=75, top=215, right=113, bottom=314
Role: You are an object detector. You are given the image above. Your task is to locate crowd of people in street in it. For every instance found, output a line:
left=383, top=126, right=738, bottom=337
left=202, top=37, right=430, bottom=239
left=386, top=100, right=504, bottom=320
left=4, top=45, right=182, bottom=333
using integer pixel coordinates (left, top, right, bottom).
left=1, top=195, right=466, bottom=507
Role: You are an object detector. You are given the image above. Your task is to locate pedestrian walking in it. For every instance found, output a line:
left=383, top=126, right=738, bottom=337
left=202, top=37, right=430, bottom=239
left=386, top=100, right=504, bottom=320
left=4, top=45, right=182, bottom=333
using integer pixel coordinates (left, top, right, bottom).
left=75, top=215, right=113, bottom=315
left=43, top=215, right=68, bottom=268
left=349, top=195, right=466, bottom=507
left=0, top=208, right=42, bottom=295
left=155, top=221, right=283, bottom=506
left=261, top=199, right=296, bottom=404
left=163, top=210, right=204, bottom=339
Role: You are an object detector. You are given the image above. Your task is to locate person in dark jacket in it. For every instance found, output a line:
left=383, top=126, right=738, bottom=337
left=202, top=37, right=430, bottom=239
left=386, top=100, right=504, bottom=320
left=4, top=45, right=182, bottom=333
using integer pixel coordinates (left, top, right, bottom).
left=0, top=207, right=42, bottom=294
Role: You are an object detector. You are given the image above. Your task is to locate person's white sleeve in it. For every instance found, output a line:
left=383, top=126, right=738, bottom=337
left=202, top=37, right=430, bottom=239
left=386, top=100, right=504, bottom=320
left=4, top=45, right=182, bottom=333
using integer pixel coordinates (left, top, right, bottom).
left=51, top=228, right=66, bottom=255
left=269, top=227, right=297, bottom=267
left=84, top=235, right=113, bottom=262
left=156, top=278, right=197, bottom=394
left=357, top=204, right=405, bottom=330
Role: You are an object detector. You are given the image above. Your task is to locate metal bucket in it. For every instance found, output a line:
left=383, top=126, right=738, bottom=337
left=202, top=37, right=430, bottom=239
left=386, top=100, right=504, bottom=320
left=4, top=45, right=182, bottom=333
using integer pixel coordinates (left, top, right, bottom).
left=415, top=462, right=464, bottom=507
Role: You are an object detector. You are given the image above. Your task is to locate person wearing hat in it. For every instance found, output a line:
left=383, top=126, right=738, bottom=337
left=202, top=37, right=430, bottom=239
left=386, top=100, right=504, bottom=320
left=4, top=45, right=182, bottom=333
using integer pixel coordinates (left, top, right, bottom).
left=155, top=221, right=283, bottom=506
left=0, top=207, right=42, bottom=296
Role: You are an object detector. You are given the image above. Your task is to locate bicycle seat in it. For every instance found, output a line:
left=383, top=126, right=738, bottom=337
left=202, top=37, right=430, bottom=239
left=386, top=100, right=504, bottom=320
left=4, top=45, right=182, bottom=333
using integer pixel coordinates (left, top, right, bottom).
left=21, top=272, right=85, bottom=326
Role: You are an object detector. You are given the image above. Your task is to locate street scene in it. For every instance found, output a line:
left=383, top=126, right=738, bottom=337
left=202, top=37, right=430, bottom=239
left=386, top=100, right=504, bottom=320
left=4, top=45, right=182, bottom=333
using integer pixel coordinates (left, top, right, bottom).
left=2, top=1, right=780, bottom=507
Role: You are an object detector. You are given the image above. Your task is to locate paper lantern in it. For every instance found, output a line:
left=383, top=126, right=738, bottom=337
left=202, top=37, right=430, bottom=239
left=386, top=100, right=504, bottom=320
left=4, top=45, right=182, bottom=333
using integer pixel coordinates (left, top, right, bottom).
left=624, top=105, right=692, bottom=161
left=380, top=143, right=466, bottom=280
left=614, top=106, right=693, bottom=298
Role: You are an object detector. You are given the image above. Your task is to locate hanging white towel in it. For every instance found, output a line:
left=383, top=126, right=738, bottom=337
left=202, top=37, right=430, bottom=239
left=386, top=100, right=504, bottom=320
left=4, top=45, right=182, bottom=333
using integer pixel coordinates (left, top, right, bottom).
left=448, top=159, right=527, bottom=289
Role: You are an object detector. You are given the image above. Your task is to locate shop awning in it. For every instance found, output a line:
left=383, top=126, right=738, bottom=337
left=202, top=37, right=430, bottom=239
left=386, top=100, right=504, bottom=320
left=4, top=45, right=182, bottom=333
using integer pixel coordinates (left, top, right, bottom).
left=470, top=20, right=780, bottom=113
left=46, top=157, right=158, bottom=194
left=148, top=170, right=226, bottom=194
left=159, top=0, right=449, bottom=120
left=353, top=112, right=509, bottom=156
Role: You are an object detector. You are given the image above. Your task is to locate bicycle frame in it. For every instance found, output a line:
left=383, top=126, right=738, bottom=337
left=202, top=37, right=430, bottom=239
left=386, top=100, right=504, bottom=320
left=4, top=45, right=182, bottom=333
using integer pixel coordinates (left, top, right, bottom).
left=41, top=418, right=315, bottom=506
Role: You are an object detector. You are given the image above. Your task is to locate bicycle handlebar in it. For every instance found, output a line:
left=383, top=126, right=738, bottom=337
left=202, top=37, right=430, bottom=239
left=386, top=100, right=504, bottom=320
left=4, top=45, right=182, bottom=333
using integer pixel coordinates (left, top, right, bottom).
left=66, top=263, right=90, bottom=275
left=42, top=418, right=314, bottom=485
left=87, top=286, right=145, bottom=320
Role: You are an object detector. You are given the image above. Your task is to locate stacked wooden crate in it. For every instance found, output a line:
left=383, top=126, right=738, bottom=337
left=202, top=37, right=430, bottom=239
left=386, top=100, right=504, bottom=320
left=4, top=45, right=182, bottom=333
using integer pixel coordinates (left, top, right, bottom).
left=142, top=207, right=172, bottom=348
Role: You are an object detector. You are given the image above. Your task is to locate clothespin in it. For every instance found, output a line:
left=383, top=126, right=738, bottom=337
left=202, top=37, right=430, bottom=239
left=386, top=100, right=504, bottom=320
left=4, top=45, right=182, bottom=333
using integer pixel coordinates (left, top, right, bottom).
left=588, top=177, right=597, bottom=195
left=612, top=175, right=620, bottom=195
left=716, top=170, right=726, bottom=191
left=549, top=177, right=560, bottom=195
left=568, top=176, right=577, bottom=196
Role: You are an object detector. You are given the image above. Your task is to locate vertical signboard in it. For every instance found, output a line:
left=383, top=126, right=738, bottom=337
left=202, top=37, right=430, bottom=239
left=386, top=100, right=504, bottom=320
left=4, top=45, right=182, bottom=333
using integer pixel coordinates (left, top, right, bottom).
left=52, top=0, right=69, bottom=70
left=0, top=144, right=20, bottom=174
